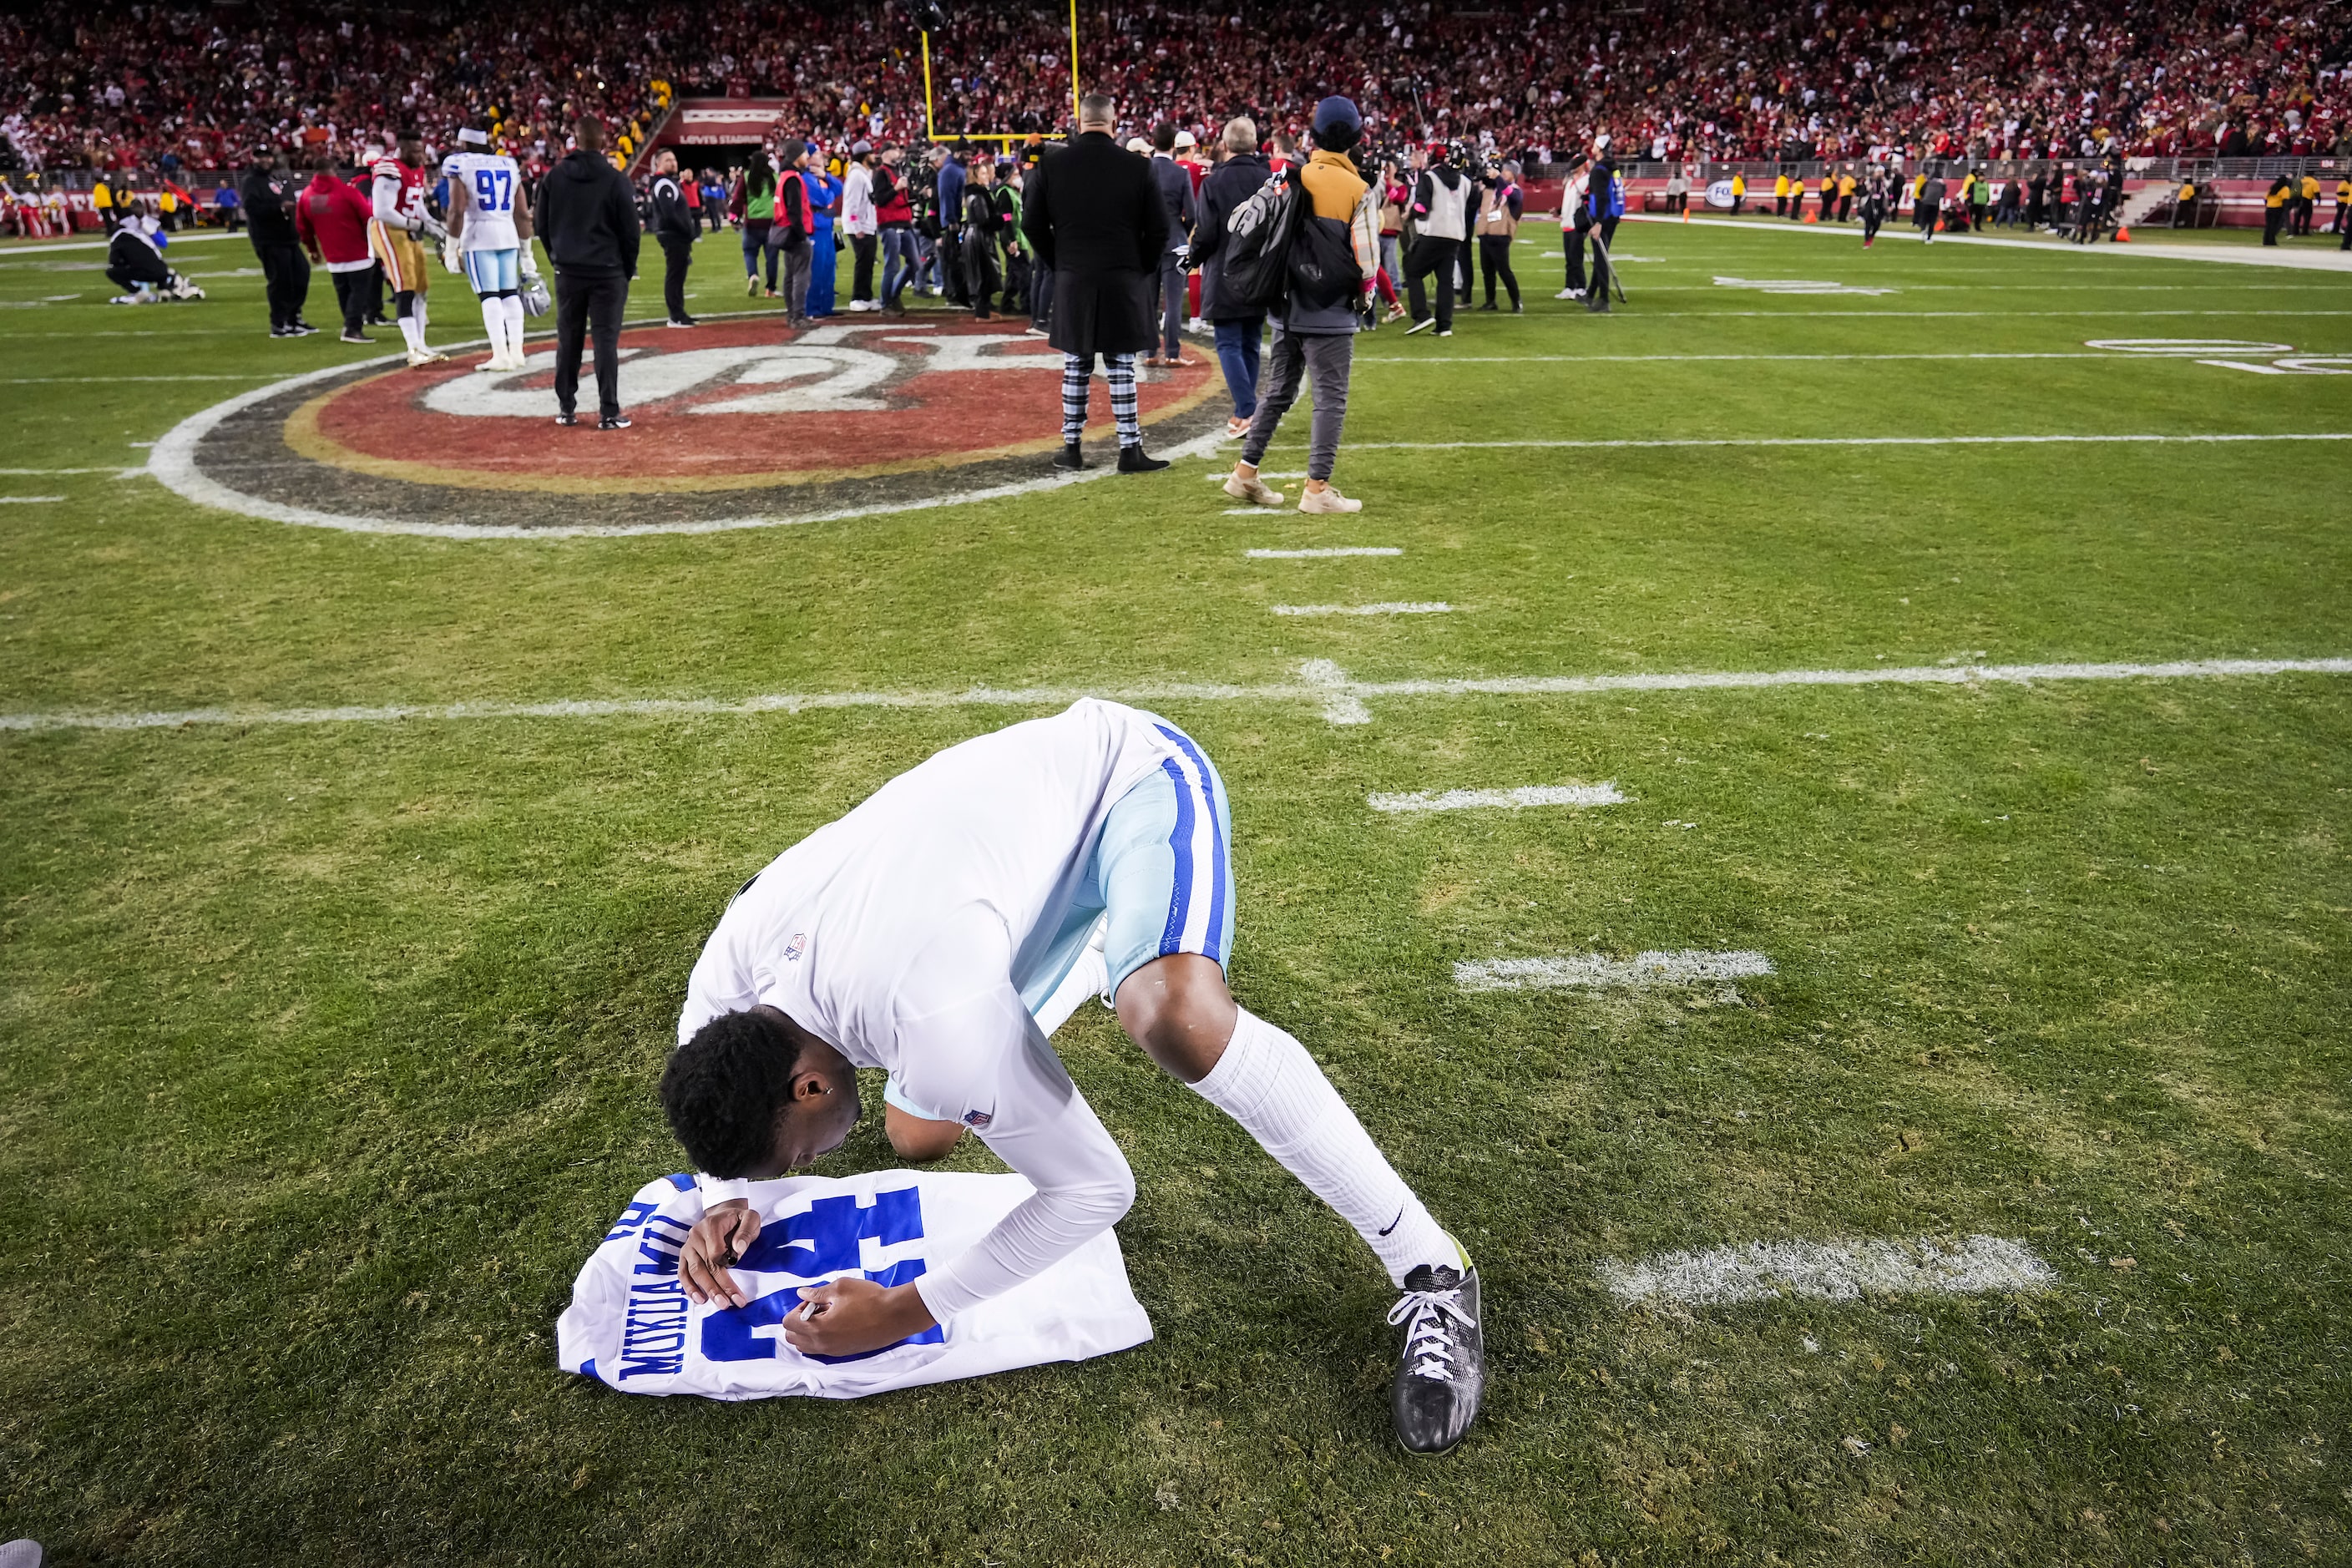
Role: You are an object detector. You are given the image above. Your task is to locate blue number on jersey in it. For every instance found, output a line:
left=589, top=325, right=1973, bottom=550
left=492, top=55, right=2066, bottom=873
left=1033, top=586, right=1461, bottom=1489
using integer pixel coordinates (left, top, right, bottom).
left=473, top=166, right=513, bottom=213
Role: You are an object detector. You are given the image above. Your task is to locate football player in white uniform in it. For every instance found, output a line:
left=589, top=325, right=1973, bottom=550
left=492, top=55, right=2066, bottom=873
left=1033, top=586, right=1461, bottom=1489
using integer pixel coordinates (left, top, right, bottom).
left=442, top=126, right=538, bottom=372
left=662, top=701, right=1486, bottom=1454
left=371, top=130, right=447, bottom=365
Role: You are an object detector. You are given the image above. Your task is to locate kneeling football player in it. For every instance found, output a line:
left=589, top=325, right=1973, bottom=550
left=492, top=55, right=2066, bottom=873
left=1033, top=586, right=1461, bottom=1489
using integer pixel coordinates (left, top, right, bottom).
left=660, top=699, right=1484, bottom=1453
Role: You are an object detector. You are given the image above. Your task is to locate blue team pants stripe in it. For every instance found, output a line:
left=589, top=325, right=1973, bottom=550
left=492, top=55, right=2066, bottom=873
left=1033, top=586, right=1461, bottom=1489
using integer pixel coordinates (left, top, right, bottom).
left=1154, top=724, right=1227, bottom=963
left=1156, top=756, right=1196, bottom=956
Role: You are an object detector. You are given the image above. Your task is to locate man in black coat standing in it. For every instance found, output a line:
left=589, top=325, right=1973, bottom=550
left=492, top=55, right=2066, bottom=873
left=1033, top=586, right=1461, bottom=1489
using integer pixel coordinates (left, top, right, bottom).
left=240, top=146, right=314, bottom=336
left=649, top=149, right=698, bottom=328
left=534, top=115, right=641, bottom=429
left=1190, top=116, right=1272, bottom=438
left=1020, top=94, right=1171, bottom=473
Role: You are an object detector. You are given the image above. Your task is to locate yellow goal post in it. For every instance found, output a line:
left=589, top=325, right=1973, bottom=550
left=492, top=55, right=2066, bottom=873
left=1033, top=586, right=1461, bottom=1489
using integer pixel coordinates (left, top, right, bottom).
left=919, top=0, right=1080, bottom=146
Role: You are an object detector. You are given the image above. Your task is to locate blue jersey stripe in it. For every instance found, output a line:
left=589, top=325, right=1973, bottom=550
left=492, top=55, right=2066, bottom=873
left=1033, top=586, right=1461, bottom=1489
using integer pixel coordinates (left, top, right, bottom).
left=1155, top=724, right=1227, bottom=963
left=1157, top=756, right=1195, bottom=955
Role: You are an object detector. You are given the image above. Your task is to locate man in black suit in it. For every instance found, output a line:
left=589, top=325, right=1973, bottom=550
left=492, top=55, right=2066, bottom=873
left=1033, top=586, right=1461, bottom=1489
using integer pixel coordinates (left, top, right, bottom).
left=534, top=115, right=641, bottom=429
left=1021, top=94, right=1171, bottom=474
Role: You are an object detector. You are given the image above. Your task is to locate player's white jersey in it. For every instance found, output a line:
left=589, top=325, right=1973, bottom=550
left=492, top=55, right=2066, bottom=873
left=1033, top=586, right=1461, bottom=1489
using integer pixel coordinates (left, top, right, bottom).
left=443, top=150, right=522, bottom=250
left=679, top=700, right=1186, bottom=1318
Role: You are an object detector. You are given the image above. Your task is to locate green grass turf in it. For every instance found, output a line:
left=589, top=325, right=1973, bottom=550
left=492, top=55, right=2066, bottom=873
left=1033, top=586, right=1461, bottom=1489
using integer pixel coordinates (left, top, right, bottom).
left=2, top=218, right=2349, bottom=1565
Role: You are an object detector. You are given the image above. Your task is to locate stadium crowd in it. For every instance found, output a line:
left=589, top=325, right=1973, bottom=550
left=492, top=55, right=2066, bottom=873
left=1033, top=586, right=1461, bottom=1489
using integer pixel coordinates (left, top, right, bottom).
left=3, top=0, right=2348, bottom=180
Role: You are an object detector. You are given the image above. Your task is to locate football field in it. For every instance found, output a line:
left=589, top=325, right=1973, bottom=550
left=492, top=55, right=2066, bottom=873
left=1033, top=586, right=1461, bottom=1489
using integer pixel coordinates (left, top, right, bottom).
left=3, top=217, right=2349, bottom=1565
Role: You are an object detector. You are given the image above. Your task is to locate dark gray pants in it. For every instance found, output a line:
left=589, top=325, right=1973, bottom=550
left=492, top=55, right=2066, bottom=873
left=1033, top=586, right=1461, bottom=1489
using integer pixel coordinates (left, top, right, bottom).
left=1158, top=251, right=1186, bottom=358
left=1239, top=327, right=1352, bottom=482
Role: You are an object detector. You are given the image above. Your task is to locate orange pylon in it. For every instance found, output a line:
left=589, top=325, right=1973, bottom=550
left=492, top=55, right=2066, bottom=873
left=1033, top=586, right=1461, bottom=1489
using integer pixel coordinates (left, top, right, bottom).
left=2115, top=225, right=2132, bottom=242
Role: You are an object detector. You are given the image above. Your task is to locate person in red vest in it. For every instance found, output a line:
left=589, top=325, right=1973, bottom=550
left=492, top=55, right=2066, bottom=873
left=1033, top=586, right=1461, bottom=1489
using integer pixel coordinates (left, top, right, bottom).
left=296, top=156, right=384, bottom=343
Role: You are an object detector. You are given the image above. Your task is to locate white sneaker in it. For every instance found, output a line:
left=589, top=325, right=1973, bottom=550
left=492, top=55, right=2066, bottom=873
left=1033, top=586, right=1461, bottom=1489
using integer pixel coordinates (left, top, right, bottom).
left=1555, top=287, right=1583, bottom=300
left=1186, top=316, right=1206, bottom=333
left=1223, top=471, right=1285, bottom=506
left=473, top=356, right=505, bottom=373
left=406, top=348, right=448, bottom=367
left=1297, top=484, right=1363, bottom=513
left=1404, top=316, right=1435, bottom=335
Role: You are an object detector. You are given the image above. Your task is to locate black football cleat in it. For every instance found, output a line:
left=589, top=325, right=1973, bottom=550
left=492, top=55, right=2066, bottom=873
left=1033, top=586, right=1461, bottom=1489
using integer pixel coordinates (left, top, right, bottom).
left=1388, top=1262, right=1484, bottom=1455
left=598, top=414, right=632, bottom=431
left=1053, top=441, right=1088, bottom=471
left=1116, top=443, right=1170, bottom=474
left=554, top=412, right=577, bottom=427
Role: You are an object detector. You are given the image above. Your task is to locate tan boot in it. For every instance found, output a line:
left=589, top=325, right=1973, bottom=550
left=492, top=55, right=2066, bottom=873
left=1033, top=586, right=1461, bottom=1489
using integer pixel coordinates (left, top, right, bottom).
left=1297, top=483, right=1363, bottom=513
left=1222, top=469, right=1285, bottom=506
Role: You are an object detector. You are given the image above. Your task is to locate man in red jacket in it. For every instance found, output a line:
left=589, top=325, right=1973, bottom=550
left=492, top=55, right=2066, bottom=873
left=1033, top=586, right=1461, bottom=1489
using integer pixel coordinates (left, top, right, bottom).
left=296, top=158, right=383, bottom=343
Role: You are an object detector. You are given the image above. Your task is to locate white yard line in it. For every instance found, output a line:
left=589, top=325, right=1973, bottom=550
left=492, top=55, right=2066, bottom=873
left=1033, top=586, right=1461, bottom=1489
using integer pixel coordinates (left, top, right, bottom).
left=1455, top=949, right=1773, bottom=992
left=3, top=653, right=2344, bottom=734
left=1247, top=546, right=1402, bottom=559
left=0, top=466, right=149, bottom=479
left=0, top=495, right=65, bottom=503
left=1597, top=1233, right=2056, bottom=1307
left=1282, top=432, right=2352, bottom=453
left=1624, top=212, right=2352, bottom=272
left=1222, top=507, right=1279, bottom=515
left=1371, top=782, right=1626, bottom=812
left=3, top=373, right=283, bottom=383
left=1206, top=469, right=1308, bottom=479
left=0, top=230, right=251, bottom=260
left=1268, top=601, right=1450, bottom=616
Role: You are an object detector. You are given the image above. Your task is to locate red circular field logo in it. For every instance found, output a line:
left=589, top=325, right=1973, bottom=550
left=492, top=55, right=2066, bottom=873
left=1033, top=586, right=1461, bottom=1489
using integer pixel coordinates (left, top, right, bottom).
left=154, top=316, right=1222, bottom=538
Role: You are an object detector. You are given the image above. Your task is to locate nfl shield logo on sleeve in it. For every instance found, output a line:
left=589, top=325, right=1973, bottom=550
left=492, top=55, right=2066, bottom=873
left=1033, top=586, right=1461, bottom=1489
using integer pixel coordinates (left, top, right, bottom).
left=962, top=1109, right=994, bottom=1130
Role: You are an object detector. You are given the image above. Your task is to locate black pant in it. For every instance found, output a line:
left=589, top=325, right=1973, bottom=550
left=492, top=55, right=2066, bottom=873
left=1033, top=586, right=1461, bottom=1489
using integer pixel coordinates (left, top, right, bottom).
left=329, top=266, right=377, bottom=333
left=659, top=234, right=693, bottom=321
left=1861, top=201, right=1884, bottom=242
left=850, top=234, right=878, bottom=301
left=2263, top=208, right=2285, bottom=245
left=252, top=240, right=310, bottom=329
left=1564, top=224, right=1588, bottom=292
left=1477, top=234, right=1518, bottom=308
left=1404, top=236, right=1458, bottom=331
left=963, top=230, right=1000, bottom=316
left=1586, top=226, right=1613, bottom=308
left=554, top=270, right=628, bottom=419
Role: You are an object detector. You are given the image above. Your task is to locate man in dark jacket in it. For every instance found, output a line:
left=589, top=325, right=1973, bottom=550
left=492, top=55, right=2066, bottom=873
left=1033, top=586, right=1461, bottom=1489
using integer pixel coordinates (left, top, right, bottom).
left=534, top=115, right=641, bottom=429
left=1190, top=116, right=1272, bottom=438
left=240, top=146, right=314, bottom=336
left=1146, top=122, right=1196, bottom=366
left=1021, top=94, right=1171, bottom=474
left=649, top=149, right=698, bottom=328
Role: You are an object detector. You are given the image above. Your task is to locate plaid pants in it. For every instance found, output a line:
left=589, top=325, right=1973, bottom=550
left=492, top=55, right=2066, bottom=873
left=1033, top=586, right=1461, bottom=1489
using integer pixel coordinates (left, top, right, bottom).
left=1061, top=352, right=1141, bottom=446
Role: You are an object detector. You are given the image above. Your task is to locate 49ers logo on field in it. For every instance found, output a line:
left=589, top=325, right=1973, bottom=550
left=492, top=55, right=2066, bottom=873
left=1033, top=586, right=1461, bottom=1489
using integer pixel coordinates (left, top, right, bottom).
left=155, top=317, right=1221, bottom=539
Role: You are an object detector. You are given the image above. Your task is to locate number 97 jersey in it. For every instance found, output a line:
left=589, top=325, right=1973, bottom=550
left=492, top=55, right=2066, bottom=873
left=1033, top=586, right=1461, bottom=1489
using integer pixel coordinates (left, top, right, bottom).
left=442, top=151, right=522, bottom=252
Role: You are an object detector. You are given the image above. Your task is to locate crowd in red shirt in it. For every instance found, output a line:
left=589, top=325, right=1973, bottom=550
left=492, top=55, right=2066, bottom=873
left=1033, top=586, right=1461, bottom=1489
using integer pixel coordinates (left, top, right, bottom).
left=3, top=0, right=2345, bottom=176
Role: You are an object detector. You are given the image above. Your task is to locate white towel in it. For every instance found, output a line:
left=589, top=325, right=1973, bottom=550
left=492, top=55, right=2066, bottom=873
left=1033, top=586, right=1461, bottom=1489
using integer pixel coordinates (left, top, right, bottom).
left=557, top=1168, right=1152, bottom=1400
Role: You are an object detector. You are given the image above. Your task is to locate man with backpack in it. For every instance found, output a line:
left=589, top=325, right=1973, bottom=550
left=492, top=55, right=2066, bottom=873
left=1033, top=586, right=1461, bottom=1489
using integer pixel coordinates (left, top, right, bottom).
left=1021, top=94, right=1173, bottom=474
left=1190, top=117, right=1273, bottom=438
left=1222, top=96, right=1379, bottom=516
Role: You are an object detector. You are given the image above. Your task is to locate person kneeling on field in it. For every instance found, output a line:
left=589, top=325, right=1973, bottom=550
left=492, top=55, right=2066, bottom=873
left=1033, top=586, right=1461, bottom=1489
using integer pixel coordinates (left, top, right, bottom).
left=105, top=215, right=205, bottom=305
left=661, top=700, right=1485, bottom=1454
left=1224, top=96, right=1380, bottom=517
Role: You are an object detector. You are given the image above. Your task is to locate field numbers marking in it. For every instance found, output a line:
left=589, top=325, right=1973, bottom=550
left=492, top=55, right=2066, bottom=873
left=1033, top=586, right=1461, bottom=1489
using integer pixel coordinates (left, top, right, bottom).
left=1370, top=783, right=1626, bottom=812
left=1454, top=949, right=1773, bottom=993
left=1597, top=1234, right=2056, bottom=1308
left=1268, top=602, right=1450, bottom=617
left=1247, top=547, right=1402, bottom=559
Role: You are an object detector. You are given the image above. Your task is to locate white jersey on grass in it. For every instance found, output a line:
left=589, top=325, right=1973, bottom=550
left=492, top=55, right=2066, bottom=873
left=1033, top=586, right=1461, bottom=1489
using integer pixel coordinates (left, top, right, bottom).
left=442, top=149, right=523, bottom=250
left=679, top=698, right=1187, bottom=1323
left=558, top=1168, right=1151, bottom=1399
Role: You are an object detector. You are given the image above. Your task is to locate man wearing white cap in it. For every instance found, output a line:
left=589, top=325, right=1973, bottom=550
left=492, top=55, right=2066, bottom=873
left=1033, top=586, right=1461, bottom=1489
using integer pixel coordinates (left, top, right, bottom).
left=842, top=142, right=879, bottom=311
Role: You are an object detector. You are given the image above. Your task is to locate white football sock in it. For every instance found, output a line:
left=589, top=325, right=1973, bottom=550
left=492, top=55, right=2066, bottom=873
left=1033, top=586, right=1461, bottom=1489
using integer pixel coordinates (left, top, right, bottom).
left=501, top=294, right=526, bottom=357
left=1190, top=1007, right=1459, bottom=1287
left=398, top=313, right=423, bottom=354
left=479, top=296, right=507, bottom=357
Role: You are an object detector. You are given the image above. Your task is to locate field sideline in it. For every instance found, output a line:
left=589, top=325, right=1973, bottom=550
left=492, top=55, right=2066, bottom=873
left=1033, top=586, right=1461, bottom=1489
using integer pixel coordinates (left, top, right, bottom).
left=2, top=216, right=2348, bottom=1565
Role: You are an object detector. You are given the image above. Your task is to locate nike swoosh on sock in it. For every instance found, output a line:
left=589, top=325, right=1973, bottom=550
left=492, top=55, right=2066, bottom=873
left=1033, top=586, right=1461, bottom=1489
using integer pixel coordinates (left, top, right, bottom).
left=1378, top=1206, right=1405, bottom=1237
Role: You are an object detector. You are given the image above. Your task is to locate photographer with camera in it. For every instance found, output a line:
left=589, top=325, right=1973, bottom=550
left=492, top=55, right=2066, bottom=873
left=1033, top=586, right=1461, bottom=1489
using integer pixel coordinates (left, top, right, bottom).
left=1474, top=158, right=1522, bottom=313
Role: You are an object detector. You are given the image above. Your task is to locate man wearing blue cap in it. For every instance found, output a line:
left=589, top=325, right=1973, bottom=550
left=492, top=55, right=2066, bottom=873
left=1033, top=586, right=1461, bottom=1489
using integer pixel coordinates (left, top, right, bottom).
left=1224, top=96, right=1381, bottom=515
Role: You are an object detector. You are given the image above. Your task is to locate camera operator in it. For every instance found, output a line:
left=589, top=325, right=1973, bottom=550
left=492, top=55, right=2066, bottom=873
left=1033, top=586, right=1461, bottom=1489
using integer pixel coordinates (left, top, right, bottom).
left=1474, top=158, right=1523, bottom=313
left=1403, top=143, right=1468, bottom=336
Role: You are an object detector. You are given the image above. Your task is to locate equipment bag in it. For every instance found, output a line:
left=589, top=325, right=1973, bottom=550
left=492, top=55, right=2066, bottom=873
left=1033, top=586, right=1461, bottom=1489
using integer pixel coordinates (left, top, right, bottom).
left=1286, top=210, right=1361, bottom=311
left=1220, top=166, right=1305, bottom=311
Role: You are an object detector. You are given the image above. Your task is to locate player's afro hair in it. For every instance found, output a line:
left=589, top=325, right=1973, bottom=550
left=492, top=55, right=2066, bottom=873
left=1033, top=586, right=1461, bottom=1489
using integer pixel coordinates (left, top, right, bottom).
left=659, top=1009, right=805, bottom=1178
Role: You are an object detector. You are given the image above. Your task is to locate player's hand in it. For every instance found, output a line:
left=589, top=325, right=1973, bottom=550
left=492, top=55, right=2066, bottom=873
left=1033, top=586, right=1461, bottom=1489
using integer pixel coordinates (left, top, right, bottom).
left=783, top=1277, right=937, bottom=1358
left=678, top=1199, right=760, bottom=1308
